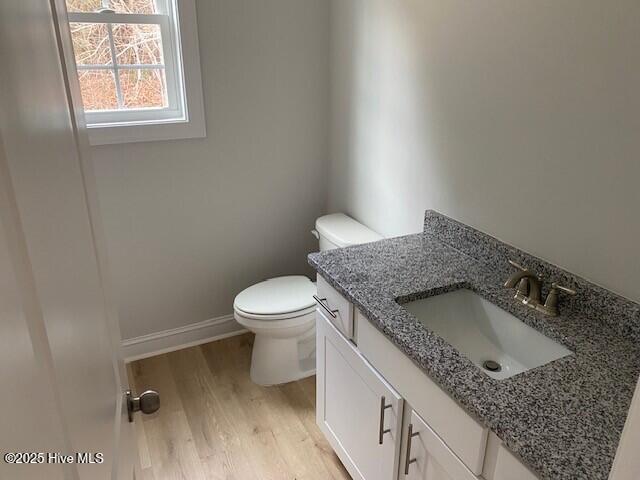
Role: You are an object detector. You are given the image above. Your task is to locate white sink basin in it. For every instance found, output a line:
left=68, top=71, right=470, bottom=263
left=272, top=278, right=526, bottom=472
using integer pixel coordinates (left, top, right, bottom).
left=401, top=289, right=572, bottom=379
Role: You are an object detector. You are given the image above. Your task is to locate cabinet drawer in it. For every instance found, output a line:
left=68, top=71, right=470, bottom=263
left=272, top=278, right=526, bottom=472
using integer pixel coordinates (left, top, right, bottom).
left=403, top=410, right=478, bottom=480
left=315, top=274, right=354, bottom=339
left=357, top=310, right=488, bottom=475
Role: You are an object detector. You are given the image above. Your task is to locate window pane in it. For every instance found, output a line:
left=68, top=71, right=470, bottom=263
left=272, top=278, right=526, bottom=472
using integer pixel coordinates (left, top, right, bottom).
left=78, top=70, right=118, bottom=111
left=66, top=0, right=102, bottom=12
left=70, top=23, right=112, bottom=65
left=110, top=0, right=157, bottom=14
left=113, top=23, right=163, bottom=65
left=119, top=69, right=167, bottom=109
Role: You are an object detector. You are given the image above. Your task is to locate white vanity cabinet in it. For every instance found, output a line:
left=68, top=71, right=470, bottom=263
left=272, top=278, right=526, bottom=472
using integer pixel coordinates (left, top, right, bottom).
left=317, top=309, right=476, bottom=480
left=315, top=276, right=541, bottom=480
left=317, top=309, right=404, bottom=480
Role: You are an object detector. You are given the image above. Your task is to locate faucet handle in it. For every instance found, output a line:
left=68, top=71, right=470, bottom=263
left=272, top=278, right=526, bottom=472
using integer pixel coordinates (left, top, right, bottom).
left=508, top=259, right=542, bottom=280
left=538, top=282, right=577, bottom=316
left=508, top=259, right=527, bottom=271
left=551, top=282, right=577, bottom=296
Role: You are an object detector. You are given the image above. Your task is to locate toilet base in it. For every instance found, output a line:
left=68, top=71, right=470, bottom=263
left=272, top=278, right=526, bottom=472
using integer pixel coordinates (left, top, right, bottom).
left=250, top=333, right=316, bottom=386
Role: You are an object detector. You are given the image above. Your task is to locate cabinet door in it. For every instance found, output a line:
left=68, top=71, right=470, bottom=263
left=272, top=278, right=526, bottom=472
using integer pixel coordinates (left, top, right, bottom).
left=317, top=311, right=403, bottom=480
left=402, top=410, right=478, bottom=480
left=493, top=445, right=539, bottom=480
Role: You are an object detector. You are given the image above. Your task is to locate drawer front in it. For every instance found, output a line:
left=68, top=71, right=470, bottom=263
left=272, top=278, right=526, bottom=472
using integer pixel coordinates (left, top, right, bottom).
left=356, top=310, right=488, bottom=475
left=315, top=274, right=354, bottom=339
left=403, top=410, right=478, bottom=480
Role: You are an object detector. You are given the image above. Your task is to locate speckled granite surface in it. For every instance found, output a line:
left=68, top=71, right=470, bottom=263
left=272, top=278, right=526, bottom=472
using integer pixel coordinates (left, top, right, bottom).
left=308, top=211, right=640, bottom=480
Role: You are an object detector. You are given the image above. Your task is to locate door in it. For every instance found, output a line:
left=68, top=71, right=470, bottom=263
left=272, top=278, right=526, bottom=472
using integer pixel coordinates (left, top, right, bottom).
left=0, top=0, right=138, bottom=479
left=401, top=410, right=478, bottom=480
left=317, top=310, right=404, bottom=480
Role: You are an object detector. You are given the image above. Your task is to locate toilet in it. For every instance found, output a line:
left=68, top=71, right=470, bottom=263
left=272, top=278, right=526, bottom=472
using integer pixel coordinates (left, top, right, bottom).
left=234, top=213, right=382, bottom=386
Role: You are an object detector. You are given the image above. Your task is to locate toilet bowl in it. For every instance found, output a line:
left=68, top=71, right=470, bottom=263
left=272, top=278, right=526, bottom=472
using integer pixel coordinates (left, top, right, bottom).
left=234, top=214, right=382, bottom=386
left=234, top=276, right=317, bottom=386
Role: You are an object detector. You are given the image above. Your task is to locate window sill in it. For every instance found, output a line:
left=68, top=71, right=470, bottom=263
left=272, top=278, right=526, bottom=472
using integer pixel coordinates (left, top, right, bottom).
left=87, top=116, right=206, bottom=145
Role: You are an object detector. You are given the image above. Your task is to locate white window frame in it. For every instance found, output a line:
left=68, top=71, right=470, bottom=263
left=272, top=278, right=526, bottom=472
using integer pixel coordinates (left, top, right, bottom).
left=66, top=0, right=205, bottom=145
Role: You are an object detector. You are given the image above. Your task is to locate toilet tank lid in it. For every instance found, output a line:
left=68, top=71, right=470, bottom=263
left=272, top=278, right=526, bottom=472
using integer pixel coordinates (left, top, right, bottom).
left=315, top=213, right=383, bottom=248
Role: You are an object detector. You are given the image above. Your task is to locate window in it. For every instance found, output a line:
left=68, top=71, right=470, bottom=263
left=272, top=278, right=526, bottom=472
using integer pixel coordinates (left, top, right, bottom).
left=65, top=0, right=205, bottom=144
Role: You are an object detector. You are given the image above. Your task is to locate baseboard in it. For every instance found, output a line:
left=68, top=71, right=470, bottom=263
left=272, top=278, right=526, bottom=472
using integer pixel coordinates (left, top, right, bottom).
left=122, top=314, right=247, bottom=362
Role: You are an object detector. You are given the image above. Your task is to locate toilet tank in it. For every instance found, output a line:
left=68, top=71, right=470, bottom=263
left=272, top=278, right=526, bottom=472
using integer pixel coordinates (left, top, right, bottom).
left=314, top=213, right=383, bottom=252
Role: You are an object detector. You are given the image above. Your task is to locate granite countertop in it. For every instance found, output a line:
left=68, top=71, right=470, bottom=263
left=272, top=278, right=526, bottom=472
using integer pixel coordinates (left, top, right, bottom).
left=308, top=211, right=640, bottom=480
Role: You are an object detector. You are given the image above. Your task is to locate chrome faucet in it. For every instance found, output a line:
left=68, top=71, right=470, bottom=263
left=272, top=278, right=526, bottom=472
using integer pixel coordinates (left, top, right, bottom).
left=504, top=260, right=576, bottom=316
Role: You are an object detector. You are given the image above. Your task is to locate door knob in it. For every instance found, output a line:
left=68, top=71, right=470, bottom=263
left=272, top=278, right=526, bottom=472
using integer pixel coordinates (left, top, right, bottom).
left=126, top=389, right=160, bottom=422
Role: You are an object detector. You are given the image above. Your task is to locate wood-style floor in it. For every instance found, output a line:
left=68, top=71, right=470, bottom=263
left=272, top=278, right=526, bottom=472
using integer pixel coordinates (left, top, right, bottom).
left=129, top=333, right=350, bottom=480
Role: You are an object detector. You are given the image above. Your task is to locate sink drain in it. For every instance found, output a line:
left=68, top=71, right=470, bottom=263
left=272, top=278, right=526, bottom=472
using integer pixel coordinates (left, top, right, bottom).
left=483, top=360, right=502, bottom=372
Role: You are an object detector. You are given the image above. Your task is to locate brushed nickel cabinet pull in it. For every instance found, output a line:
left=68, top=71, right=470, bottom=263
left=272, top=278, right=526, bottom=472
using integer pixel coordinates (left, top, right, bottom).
left=313, top=295, right=338, bottom=319
left=378, top=396, right=392, bottom=444
left=404, top=423, right=419, bottom=474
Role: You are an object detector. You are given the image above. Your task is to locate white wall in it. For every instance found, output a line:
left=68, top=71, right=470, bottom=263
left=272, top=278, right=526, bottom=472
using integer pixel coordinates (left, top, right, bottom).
left=329, top=0, right=640, bottom=302
left=92, top=0, right=330, bottom=340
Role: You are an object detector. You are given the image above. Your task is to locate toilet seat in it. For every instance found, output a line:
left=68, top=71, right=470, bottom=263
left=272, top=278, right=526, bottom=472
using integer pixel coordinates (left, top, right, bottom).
left=234, top=304, right=316, bottom=322
left=233, top=275, right=316, bottom=320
